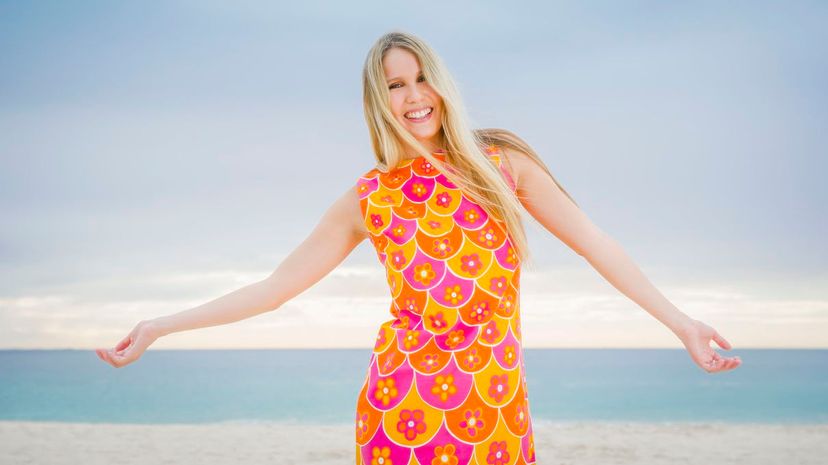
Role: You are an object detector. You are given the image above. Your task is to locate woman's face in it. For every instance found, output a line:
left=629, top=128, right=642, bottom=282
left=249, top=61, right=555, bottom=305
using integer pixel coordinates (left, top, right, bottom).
left=382, top=47, right=445, bottom=152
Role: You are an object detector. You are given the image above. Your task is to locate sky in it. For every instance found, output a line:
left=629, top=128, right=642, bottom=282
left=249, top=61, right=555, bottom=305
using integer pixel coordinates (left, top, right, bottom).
left=1, top=0, right=826, bottom=349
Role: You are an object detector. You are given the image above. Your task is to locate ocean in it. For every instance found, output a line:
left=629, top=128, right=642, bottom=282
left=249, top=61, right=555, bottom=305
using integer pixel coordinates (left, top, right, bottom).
left=1, top=349, right=825, bottom=425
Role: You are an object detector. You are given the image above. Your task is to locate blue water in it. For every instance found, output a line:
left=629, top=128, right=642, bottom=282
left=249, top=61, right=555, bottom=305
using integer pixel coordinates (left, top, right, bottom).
left=0, top=349, right=825, bottom=425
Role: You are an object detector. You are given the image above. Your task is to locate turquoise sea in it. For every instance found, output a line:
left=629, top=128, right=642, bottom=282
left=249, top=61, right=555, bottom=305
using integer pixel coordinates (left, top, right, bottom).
left=1, top=349, right=825, bottom=425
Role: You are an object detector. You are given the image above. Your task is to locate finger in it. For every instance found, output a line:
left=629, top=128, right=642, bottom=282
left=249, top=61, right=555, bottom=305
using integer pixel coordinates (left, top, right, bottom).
left=118, top=344, right=134, bottom=359
left=115, top=335, right=133, bottom=352
left=712, top=331, right=732, bottom=350
left=99, top=349, right=114, bottom=367
left=120, top=334, right=144, bottom=358
left=705, top=351, right=722, bottom=366
left=107, top=349, right=125, bottom=367
left=701, top=357, right=714, bottom=371
left=703, top=356, right=723, bottom=372
left=716, top=356, right=742, bottom=372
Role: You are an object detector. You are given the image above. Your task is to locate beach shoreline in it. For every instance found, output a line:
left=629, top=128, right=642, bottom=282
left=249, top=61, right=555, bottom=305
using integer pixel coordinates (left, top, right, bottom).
left=1, top=420, right=826, bottom=464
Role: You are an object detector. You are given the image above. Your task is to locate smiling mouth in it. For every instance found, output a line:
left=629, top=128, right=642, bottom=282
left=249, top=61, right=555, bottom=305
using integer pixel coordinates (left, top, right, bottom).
left=405, top=107, right=433, bottom=120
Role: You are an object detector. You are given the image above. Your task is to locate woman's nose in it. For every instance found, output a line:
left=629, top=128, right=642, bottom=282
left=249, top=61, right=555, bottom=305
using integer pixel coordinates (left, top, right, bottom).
left=406, top=86, right=424, bottom=103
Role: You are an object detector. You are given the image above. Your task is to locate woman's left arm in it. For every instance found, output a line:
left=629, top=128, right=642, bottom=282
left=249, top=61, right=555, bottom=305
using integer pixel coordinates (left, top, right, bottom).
left=502, top=147, right=742, bottom=373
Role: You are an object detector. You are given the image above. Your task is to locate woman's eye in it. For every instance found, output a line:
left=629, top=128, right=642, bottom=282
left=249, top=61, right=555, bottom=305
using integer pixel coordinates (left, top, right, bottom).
left=388, top=76, right=425, bottom=89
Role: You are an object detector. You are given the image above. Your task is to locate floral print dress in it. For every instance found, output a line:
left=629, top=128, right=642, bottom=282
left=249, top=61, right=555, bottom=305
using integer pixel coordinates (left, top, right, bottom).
left=353, top=145, right=536, bottom=465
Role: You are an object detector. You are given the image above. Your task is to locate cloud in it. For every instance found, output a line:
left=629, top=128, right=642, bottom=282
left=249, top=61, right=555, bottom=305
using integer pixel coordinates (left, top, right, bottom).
left=2, top=265, right=825, bottom=349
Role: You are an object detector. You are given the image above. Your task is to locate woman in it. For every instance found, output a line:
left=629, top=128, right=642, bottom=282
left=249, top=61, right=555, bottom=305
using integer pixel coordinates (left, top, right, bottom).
left=96, top=31, right=741, bottom=464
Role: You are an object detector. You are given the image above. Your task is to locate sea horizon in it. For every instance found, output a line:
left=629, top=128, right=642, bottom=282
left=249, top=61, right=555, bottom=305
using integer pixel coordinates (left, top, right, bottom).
left=3, top=348, right=825, bottom=425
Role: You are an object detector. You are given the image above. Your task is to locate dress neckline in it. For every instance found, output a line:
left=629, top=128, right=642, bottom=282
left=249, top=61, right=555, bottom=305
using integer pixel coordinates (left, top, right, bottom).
left=400, top=149, right=447, bottom=163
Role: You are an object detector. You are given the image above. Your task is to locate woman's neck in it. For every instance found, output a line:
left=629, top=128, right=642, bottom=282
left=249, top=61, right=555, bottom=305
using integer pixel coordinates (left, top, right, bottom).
left=402, top=138, right=447, bottom=160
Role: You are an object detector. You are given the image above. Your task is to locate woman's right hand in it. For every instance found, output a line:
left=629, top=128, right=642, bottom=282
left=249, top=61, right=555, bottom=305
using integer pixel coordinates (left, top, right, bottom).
left=95, top=319, right=163, bottom=368
left=677, top=318, right=742, bottom=373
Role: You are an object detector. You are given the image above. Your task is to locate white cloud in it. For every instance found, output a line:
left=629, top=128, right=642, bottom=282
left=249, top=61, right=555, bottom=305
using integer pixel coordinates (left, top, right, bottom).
left=1, top=265, right=825, bottom=349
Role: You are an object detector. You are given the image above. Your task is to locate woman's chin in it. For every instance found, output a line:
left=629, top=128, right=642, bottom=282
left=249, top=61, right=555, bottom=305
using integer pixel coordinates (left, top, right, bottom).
left=407, top=126, right=440, bottom=140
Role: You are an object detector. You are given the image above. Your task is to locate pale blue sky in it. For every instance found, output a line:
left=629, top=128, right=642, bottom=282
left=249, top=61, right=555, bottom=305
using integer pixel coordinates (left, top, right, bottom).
left=1, top=1, right=826, bottom=348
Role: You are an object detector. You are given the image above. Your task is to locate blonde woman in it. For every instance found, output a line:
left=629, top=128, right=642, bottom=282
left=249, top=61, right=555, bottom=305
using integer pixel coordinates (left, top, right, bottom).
left=96, top=30, right=741, bottom=464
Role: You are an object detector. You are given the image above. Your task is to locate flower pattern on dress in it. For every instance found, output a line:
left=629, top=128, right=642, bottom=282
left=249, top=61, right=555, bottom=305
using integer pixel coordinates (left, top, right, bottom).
left=404, top=298, right=419, bottom=313
left=435, top=192, right=452, bottom=208
left=427, top=312, right=448, bottom=331
left=481, top=320, right=501, bottom=344
left=459, top=408, right=485, bottom=437
left=370, top=213, right=384, bottom=229
left=489, top=276, right=507, bottom=296
left=412, top=182, right=428, bottom=198
left=432, top=238, right=453, bottom=257
left=413, top=263, right=436, bottom=286
left=374, top=377, right=398, bottom=406
left=390, top=250, right=406, bottom=269
left=419, top=353, right=441, bottom=371
left=497, top=294, right=515, bottom=315
left=431, top=444, right=459, bottom=465
left=356, top=411, right=369, bottom=441
left=515, top=402, right=528, bottom=430
left=478, top=228, right=498, bottom=247
left=486, top=441, right=510, bottom=465
left=443, top=285, right=463, bottom=305
left=431, top=374, right=458, bottom=402
left=461, top=348, right=482, bottom=370
left=488, top=374, right=509, bottom=402
left=403, top=330, right=420, bottom=350
left=374, top=330, right=387, bottom=350
left=503, top=345, right=516, bottom=367
left=355, top=147, right=535, bottom=464
left=460, top=253, right=482, bottom=275
left=463, top=208, right=480, bottom=224
left=468, top=301, right=491, bottom=324
left=397, top=409, right=427, bottom=440
left=371, top=445, right=392, bottom=465
left=445, top=329, right=465, bottom=349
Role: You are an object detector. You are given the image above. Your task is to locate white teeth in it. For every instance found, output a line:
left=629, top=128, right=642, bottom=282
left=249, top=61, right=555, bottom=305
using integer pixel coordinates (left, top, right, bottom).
left=405, top=107, right=432, bottom=119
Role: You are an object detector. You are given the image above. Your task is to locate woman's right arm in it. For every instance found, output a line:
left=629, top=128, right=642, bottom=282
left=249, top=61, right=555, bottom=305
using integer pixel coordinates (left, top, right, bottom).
left=95, top=185, right=368, bottom=367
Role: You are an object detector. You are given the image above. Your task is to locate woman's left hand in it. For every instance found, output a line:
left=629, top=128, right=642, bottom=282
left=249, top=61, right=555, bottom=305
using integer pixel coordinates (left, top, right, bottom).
left=678, top=318, right=742, bottom=373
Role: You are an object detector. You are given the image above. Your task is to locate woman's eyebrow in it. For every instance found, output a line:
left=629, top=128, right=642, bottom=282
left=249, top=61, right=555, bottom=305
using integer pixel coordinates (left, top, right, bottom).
left=385, top=72, right=423, bottom=82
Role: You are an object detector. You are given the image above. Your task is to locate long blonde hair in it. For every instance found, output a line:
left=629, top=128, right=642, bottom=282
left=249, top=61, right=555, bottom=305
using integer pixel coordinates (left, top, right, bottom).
left=362, top=30, right=579, bottom=267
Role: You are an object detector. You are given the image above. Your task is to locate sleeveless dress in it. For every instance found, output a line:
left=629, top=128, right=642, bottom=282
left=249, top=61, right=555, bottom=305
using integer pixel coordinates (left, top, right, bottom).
left=353, top=145, right=537, bottom=465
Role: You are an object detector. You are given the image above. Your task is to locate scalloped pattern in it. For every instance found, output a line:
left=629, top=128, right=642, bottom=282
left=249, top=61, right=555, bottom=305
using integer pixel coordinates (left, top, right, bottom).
left=353, top=146, right=536, bottom=465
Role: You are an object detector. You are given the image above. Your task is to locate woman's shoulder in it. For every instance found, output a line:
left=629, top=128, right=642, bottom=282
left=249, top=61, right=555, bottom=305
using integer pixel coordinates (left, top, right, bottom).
left=484, top=142, right=526, bottom=190
left=491, top=128, right=551, bottom=186
left=477, top=128, right=540, bottom=182
left=356, top=139, right=533, bottom=185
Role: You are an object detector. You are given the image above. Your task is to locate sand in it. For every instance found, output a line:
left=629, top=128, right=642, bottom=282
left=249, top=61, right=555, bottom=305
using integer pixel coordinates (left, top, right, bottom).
left=1, top=420, right=826, bottom=465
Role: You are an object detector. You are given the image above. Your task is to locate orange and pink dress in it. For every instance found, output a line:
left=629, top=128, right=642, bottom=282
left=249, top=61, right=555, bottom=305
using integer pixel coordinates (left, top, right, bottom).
left=353, top=145, right=537, bottom=465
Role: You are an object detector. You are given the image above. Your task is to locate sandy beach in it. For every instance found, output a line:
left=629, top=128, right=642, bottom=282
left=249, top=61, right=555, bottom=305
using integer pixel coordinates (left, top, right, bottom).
left=1, top=420, right=825, bottom=465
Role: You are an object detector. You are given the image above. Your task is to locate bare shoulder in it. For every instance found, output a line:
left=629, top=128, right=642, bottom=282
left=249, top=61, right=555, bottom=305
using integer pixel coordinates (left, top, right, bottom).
left=343, top=182, right=370, bottom=240
left=343, top=181, right=368, bottom=239
left=497, top=144, right=538, bottom=189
